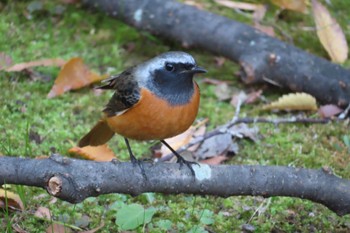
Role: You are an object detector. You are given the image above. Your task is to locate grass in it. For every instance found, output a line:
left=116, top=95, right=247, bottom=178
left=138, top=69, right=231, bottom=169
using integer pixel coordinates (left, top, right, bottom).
left=1, top=0, right=350, bottom=232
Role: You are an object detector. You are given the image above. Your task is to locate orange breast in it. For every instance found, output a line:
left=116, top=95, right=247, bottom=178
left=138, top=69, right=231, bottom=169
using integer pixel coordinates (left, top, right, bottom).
left=105, top=84, right=200, bottom=140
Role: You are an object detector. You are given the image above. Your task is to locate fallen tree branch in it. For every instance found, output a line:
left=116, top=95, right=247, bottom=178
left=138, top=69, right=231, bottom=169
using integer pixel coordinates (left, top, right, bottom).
left=0, top=155, right=349, bottom=216
left=82, top=0, right=350, bottom=108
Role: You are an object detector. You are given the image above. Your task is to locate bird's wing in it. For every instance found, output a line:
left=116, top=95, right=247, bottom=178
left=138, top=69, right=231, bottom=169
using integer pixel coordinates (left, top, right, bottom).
left=98, top=68, right=141, bottom=117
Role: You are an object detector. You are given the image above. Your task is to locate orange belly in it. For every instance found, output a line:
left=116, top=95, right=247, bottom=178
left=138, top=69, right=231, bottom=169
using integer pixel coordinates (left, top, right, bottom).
left=106, top=84, right=200, bottom=140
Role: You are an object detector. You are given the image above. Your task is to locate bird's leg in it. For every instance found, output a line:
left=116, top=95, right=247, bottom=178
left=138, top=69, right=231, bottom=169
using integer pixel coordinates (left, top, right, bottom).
left=124, top=138, right=147, bottom=179
left=160, top=140, right=198, bottom=176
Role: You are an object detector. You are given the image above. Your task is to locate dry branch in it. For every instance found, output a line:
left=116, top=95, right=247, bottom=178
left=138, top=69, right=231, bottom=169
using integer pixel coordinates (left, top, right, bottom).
left=82, top=0, right=350, bottom=108
left=0, top=155, right=349, bottom=216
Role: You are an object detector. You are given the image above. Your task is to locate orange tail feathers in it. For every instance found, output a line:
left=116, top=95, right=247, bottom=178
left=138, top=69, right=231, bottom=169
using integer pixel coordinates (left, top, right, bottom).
left=78, top=119, right=115, bottom=147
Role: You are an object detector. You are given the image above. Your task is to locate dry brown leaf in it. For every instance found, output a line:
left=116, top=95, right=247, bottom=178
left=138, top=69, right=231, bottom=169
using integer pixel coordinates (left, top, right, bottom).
left=245, top=89, right=263, bottom=104
left=311, top=0, right=348, bottom=63
left=69, top=144, right=117, bottom=162
left=215, top=0, right=263, bottom=11
left=78, top=221, right=105, bottom=233
left=263, top=93, right=318, bottom=111
left=0, top=189, right=24, bottom=211
left=318, top=104, right=343, bottom=118
left=253, top=4, right=267, bottom=21
left=271, top=0, right=307, bottom=13
left=5, top=58, right=66, bottom=72
left=47, top=57, right=105, bottom=98
left=160, top=119, right=207, bottom=156
left=213, top=57, right=226, bottom=67
left=254, top=23, right=275, bottom=37
left=46, top=224, right=72, bottom=233
left=215, top=83, right=234, bottom=101
left=200, top=155, right=228, bottom=165
left=34, top=206, right=51, bottom=220
left=184, top=0, right=205, bottom=9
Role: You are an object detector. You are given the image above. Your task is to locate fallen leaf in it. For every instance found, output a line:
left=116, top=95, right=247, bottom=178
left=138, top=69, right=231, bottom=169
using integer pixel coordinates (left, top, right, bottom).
left=263, top=93, right=318, bottom=111
left=229, top=123, right=260, bottom=142
left=318, top=104, right=343, bottom=118
left=47, top=57, right=105, bottom=98
left=78, top=221, right=105, bottom=233
left=271, top=0, right=307, bottom=13
left=214, top=57, right=226, bottom=67
left=160, top=119, right=207, bottom=156
left=254, top=22, right=275, bottom=37
left=188, top=122, right=207, bottom=152
left=245, top=89, right=263, bottom=104
left=311, top=0, right=348, bottom=63
left=215, top=0, right=263, bottom=11
left=46, top=224, right=72, bottom=233
left=161, top=127, right=196, bottom=156
left=0, top=53, right=12, bottom=70
left=5, top=58, right=66, bottom=72
left=0, top=189, right=24, bottom=211
left=215, top=83, right=234, bottom=101
left=34, top=206, right=51, bottom=220
left=194, top=133, right=232, bottom=160
left=253, top=4, right=267, bottom=21
left=200, top=155, right=228, bottom=165
left=184, top=0, right=205, bottom=9
left=69, top=144, right=117, bottom=162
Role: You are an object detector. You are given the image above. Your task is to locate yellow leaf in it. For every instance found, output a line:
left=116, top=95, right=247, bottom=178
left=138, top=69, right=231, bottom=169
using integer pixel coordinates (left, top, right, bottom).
left=0, top=188, right=24, bottom=211
left=271, top=0, right=308, bottom=13
left=47, top=57, right=106, bottom=98
left=311, top=0, right=348, bottom=63
left=4, top=58, right=66, bottom=72
left=214, top=0, right=263, bottom=11
left=69, top=144, right=117, bottom=162
left=263, top=93, right=318, bottom=111
left=160, top=119, right=207, bottom=157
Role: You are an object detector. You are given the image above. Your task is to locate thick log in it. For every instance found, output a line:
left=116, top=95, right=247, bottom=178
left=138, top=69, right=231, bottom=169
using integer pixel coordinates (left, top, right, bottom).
left=82, top=0, right=350, bottom=107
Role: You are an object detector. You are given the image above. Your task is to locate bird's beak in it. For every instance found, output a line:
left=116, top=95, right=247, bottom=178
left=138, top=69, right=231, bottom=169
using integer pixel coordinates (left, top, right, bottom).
left=189, top=66, right=207, bottom=74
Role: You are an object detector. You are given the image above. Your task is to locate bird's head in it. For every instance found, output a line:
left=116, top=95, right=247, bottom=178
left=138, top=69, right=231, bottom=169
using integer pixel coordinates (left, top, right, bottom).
left=135, top=51, right=206, bottom=105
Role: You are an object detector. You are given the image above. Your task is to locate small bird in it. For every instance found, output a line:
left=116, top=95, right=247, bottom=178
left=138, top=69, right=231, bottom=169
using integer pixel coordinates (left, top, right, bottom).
left=78, top=51, right=206, bottom=176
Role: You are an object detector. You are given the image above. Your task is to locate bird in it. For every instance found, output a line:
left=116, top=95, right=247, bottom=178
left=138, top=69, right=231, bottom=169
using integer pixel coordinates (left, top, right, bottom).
left=78, top=51, right=206, bottom=177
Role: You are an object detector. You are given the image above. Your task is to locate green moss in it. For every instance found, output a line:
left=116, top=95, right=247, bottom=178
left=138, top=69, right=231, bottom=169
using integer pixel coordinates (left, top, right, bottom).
left=1, top=0, right=350, bottom=232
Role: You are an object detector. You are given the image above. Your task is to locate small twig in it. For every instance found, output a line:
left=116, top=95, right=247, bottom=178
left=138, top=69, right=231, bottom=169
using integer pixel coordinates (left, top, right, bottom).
left=158, top=117, right=330, bottom=162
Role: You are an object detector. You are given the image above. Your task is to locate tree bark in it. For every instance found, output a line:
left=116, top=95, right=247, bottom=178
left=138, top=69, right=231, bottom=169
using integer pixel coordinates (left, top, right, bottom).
left=0, top=155, right=349, bottom=216
left=82, top=0, right=350, bottom=108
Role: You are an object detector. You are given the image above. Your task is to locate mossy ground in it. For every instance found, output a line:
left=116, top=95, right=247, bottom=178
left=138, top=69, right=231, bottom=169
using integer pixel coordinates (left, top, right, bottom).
left=1, top=1, right=350, bottom=232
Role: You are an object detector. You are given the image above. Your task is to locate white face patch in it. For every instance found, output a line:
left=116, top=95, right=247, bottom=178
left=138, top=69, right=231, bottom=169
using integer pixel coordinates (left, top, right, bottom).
left=133, top=51, right=196, bottom=87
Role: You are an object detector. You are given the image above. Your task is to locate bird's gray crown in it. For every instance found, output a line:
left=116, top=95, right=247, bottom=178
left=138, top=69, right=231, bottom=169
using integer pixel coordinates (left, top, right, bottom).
left=134, top=51, right=196, bottom=85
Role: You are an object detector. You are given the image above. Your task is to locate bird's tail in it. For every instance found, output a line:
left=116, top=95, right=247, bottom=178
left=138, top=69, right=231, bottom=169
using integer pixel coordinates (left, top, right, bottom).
left=78, top=119, right=115, bottom=147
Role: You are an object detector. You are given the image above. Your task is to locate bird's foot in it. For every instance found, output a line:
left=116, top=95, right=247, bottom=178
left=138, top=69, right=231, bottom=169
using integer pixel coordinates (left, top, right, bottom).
left=176, top=155, right=198, bottom=177
left=130, top=156, right=148, bottom=180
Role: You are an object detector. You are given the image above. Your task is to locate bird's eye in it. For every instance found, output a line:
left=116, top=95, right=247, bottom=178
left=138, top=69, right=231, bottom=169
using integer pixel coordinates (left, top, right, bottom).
left=165, top=63, right=175, bottom=72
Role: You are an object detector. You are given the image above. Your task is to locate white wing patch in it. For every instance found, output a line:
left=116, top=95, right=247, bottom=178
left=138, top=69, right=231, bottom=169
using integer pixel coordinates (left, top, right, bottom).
left=115, top=109, right=129, bottom=116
